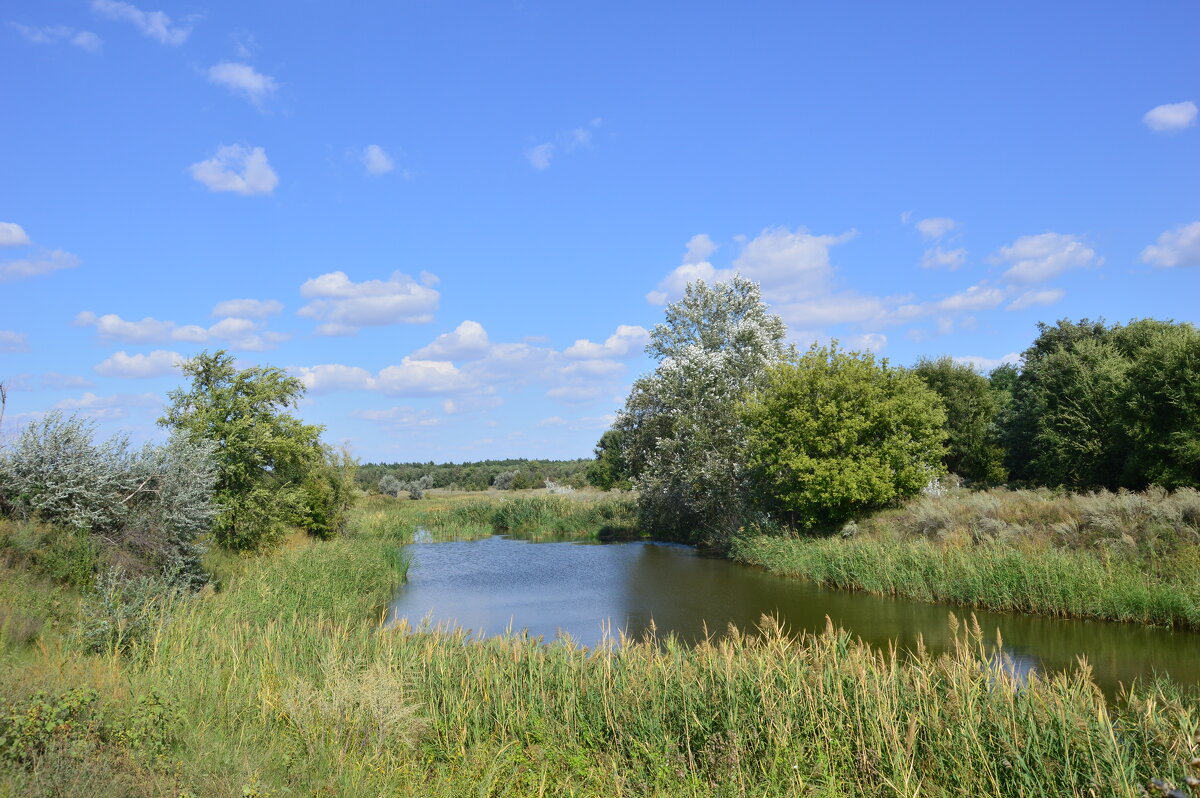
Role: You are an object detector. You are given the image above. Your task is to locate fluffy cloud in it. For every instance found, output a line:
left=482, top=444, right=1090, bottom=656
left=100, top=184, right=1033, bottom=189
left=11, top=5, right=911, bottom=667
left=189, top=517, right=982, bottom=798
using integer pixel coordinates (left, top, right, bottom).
left=75, top=311, right=288, bottom=350
left=936, top=283, right=1008, bottom=312
left=90, top=0, right=190, bottom=45
left=0, top=222, right=30, bottom=246
left=361, top=144, right=395, bottom=176
left=412, top=320, right=491, bottom=361
left=0, top=330, right=30, bottom=353
left=93, top=350, right=183, bottom=378
left=0, top=250, right=80, bottom=282
left=291, top=364, right=376, bottom=394
left=848, top=333, right=887, bottom=352
left=207, top=62, right=278, bottom=105
left=525, top=143, right=555, bottom=170
left=647, top=226, right=855, bottom=306
left=1143, top=101, right=1198, bottom=133
left=916, top=217, right=959, bottom=239
left=1140, top=221, right=1200, bottom=268
left=189, top=145, right=278, bottom=196
left=377, top=359, right=478, bottom=396
left=8, top=24, right=101, bottom=52
left=546, top=385, right=603, bottom=404
left=299, top=270, right=440, bottom=334
left=563, top=324, right=649, bottom=359
left=954, top=353, right=1020, bottom=372
left=990, top=233, right=1101, bottom=283
left=211, top=298, right=283, bottom=318
left=1006, top=288, right=1065, bottom=311
left=920, top=247, right=967, bottom=270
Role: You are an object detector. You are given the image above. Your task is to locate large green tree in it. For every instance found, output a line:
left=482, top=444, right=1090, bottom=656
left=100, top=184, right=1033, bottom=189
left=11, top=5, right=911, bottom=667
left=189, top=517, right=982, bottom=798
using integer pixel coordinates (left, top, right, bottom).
left=743, top=343, right=947, bottom=530
left=616, top=276, right=789, bottom=544
left=159, top=350, right=328, bottom=550
left=912, top=356, right=1006, bottom=484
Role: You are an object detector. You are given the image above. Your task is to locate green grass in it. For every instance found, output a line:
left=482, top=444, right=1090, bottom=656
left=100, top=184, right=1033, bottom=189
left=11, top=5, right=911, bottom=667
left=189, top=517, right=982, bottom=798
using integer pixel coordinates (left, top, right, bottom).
left=3, top=490, right=1200, bottom=795
left=734, top=486, right=1200, bottom=629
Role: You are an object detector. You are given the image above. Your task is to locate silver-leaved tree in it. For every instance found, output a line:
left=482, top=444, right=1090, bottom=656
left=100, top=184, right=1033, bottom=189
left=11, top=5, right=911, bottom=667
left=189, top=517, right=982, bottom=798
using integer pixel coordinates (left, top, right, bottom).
left=615, top=275, right=789, bottom=546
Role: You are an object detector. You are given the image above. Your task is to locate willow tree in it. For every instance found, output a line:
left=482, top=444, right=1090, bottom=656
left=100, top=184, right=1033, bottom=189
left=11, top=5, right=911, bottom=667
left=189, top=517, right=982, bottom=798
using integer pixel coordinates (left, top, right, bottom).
left=615, top=276, right=789, bottom=545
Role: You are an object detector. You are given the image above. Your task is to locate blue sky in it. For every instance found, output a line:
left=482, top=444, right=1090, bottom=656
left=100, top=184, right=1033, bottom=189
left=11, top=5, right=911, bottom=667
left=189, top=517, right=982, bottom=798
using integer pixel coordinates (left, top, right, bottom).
left=2, top=0, right=1198, bottom=462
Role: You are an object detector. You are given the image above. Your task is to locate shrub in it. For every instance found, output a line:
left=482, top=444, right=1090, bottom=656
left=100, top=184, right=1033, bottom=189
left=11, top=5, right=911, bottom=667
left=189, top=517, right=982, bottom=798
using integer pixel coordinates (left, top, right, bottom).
left=743, top=342, right=947, bottom=530
left=77, top=568, right=183, bottom=655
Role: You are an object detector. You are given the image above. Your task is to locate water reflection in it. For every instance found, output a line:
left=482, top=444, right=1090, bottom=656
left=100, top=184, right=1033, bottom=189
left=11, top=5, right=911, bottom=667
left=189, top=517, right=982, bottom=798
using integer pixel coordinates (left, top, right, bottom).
left=387, top=534, right=1200, bottom=694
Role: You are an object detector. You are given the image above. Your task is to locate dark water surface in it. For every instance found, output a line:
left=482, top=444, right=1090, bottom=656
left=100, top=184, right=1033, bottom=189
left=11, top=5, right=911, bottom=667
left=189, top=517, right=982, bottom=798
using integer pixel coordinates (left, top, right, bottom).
left=387, top=534, right=1200, bottom=693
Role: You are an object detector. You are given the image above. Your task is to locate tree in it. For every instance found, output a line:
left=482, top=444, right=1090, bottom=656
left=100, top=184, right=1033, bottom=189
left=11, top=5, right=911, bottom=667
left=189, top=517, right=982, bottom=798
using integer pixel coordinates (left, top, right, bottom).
left=743, top=343, right=947, bottom=530
left=912, top=356, right=1006, bottom=483
left=616, top=276, right=789, bottom=544
left=586, top=429, right=630, bottom=491
left=159, top=350, right=326, bottom=550
left=1119, top=321, right=1200, bottom=488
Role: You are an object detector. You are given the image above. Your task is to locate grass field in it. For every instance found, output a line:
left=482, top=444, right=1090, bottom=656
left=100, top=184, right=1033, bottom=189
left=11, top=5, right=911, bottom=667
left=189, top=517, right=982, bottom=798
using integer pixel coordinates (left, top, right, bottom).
left=2, top=490, right=1199, bottom=796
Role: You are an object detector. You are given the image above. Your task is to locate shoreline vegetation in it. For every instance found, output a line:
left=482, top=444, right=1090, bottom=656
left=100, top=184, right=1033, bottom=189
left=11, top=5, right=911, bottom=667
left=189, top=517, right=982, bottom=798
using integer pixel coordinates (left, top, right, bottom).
left=2, top=492, right=1199, bottom=796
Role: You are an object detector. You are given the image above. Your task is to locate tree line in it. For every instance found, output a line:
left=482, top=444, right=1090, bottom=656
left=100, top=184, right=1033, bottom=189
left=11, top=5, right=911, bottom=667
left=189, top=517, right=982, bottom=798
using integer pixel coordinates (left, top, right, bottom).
left=358, top=458, right=592, bottom=493
left=590, top=277, right=1200, bottom=547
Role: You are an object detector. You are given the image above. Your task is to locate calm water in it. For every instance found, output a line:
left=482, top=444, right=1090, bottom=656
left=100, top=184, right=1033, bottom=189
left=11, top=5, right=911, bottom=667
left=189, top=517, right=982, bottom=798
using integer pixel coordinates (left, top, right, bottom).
left=387, top=534, right=1200, bottom=693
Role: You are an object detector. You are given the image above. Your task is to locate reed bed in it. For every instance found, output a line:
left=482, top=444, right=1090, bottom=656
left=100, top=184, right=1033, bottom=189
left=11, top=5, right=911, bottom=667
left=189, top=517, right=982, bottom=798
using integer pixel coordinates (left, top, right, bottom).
left=736, top=487, right=1200, bottom=630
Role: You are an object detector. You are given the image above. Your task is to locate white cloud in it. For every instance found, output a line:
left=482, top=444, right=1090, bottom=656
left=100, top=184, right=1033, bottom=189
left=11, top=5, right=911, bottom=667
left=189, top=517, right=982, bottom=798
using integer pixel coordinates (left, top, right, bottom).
left=915, top=217, right=959, bottom=239
left=90, top=0, right=190, bottom=45
left=211, top=298, right=283, bottom=318
left=189, top=145, right=278, bottom=196
left=936, top=283, right=1008, bottom=312
left=1140, top=221, right=1200, bottom=268
left=0, top=249, right=80, bottom=282
left=564, top=324, right=649, bottom=359
left=920, top=247, right=967, bottom=270
left=525, top=118, right=601, bottom=169
left=53, top=391, right=160, bottom=420
left=848, top=333, right=887, bottom=352
left=647, top=226, right=855, bottom=307
left=93, top=350, right=183, bottom=378
left=75, top=311, right=173, bottom=343
left=291, top=364, right=376, bottom=394
left=990, top=233, right=1101, bottom=283
left=0, top=330, right=30, bottom=353
left=526, top=142, right=555, bottom=170
left=376, top=359, right=477, bottom=397
left=299, top=270, right=440, bottom=333
left=559, top=359, right=624, bottom=377
left=1143, top=101, right=1198, bottom=133
left=536, top=414, right=614, bottom=431
left=8, top=23, right=101, bottom=52
left=0, top=222, right=30, bottom=246
left=1006, top=288, right=1065, bottom=311
left=207, top=62, right=278, bottom=105
left=41, top=373, right=95, bottom=389
left=412, top=320, right=491, bottom=360
left=75, top=311, right=288, bottom=350
left=361, top=144, right=395, bottom=176
left=954, top=353, right=1020, bottom=372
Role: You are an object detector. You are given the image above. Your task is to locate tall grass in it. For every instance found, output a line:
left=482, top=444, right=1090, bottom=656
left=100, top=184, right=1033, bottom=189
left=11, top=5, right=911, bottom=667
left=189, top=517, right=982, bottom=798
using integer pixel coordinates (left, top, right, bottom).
left=735, top=486, right=1200, bottom=629
left=4, top=490, right=1199, bottom=795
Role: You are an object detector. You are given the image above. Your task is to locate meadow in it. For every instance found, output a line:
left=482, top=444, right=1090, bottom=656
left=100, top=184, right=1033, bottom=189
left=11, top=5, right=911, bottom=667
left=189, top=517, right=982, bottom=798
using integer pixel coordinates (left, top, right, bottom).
left=2, top=490, right=1200, bottom=796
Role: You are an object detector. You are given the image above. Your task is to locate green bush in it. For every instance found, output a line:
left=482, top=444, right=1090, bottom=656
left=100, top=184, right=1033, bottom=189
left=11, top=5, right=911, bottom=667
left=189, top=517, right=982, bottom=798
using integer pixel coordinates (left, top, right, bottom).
left=743, top=342, right=948, bottom=529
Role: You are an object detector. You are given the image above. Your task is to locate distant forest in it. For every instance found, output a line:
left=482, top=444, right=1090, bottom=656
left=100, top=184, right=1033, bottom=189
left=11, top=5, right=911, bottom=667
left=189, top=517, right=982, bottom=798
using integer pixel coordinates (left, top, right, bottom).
left=357, top=458, right=593, bottom=492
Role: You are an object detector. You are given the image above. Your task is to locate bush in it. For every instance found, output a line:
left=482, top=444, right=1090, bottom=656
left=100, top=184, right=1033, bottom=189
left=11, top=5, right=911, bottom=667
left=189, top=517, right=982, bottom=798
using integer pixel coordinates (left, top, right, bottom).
left=743, top=342, right=947, bottom=530
left=77, top=568, right=183, bottom=655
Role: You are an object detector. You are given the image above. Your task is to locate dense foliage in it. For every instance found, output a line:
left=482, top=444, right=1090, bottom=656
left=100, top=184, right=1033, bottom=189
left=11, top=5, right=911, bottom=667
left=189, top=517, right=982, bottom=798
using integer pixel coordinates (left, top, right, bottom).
left=1006, top=318, right=1200, bottom=490
left=913, top=356, right=1006, bottom=484
left=743, top=344, right=948, bottom=529
left=585, top=429, right=630, bottom=491
left=616, top=276, right=789, bottom=544
left=358, top=458, right=591, bottom=492
left=160, top=351, right=353, bottom=550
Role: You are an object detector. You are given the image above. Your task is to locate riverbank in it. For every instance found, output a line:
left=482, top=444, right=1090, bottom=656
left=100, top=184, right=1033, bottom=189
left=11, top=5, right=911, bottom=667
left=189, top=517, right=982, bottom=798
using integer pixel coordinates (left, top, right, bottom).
left=733, top=486, right=1200, bottom=629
